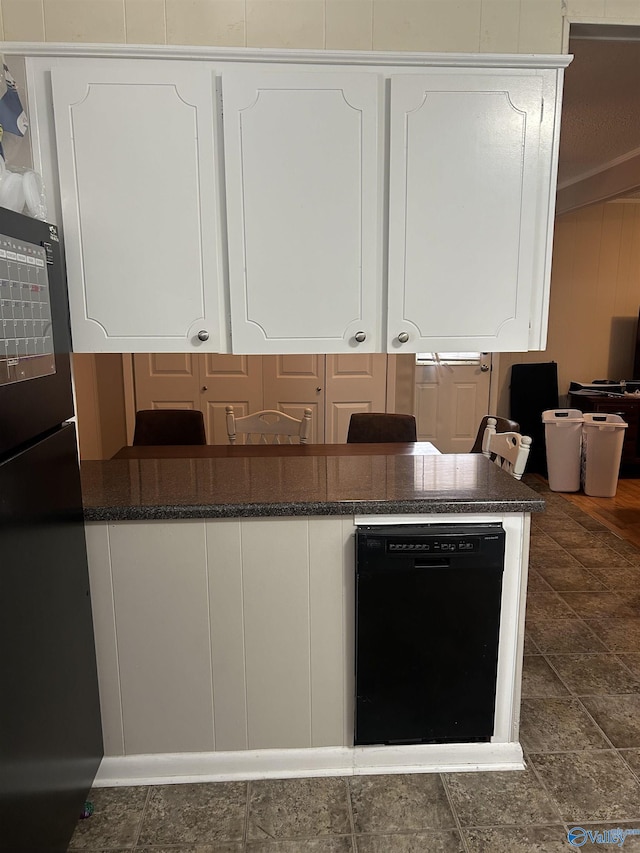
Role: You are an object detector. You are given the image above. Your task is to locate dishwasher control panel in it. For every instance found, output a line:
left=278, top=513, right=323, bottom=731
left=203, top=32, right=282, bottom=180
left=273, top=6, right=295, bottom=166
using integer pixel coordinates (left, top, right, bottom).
left=387, top=536, right=480, bottom=553
left=357, top=524, right=505, bottom=571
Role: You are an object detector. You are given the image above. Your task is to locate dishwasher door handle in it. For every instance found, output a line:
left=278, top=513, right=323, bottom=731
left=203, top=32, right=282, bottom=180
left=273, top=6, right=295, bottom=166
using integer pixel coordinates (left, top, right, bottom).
left=414, top=560, right=450, bottom=569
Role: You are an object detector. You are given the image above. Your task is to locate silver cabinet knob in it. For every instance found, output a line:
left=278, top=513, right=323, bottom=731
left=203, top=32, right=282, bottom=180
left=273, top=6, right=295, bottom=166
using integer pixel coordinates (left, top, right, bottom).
left=354, top=331, right=367, bottom=343
left=480, top=364, right=490, bottom=373
left=397, top=331, right=410, bottom=344
left=197, top=330, right=209, bottom=342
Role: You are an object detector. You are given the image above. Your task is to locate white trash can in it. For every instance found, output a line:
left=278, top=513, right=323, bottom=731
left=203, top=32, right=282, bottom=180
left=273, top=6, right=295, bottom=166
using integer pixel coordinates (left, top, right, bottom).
left=542, top=409, right=584, bottom=492
left=582, top=413, right=628, bottom=497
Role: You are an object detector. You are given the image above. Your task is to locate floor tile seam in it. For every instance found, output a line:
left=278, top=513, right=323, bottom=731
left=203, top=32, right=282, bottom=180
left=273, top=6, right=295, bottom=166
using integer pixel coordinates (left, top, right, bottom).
left=539, top=650, right=640, bottom=696
left=526, top=746, right=619, bottom=758
left=131, top=784, right=152, bottom=849
left=343, top=775, right=357, bottom=849
left=243, top=778, right=251, bottom=846
left=520, top=692, right=615, bottom=751
left=452, top=820, right=573, bottom=830
left=615, top=747, right=640, bottom=786
left=523, top=749, right=640, bottom=828
left=553, top=589, right=635, bottom=619
left=517, top=750, right=567, bottom=828
left=247, top=831, right=357, bottom=842
left=535, top=651, right=580, bottom=698
left=581, top=616, right=640, bottom=654
left=615, top=653, right=640, bottom=682
left=438, top=773, right=472, bottom=853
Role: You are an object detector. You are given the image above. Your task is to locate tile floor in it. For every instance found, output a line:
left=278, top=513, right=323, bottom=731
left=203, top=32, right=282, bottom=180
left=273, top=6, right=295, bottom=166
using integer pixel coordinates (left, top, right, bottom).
left=70, top=479, right=640, bottom=852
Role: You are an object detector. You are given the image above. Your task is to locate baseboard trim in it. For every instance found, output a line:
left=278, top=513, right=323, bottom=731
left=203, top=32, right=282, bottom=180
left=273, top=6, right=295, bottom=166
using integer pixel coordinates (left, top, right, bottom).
left=95, top=742, right=524, bottom=787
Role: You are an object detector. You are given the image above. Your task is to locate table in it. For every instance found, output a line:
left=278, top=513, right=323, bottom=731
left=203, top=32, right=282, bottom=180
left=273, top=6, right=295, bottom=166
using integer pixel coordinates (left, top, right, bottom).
left=111, top=441, right=442, bottom=460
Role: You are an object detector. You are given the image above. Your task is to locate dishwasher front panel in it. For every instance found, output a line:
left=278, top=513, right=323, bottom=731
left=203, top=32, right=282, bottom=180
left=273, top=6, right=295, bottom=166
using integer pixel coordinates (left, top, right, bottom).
left=355, top=524, right=505, bottom=746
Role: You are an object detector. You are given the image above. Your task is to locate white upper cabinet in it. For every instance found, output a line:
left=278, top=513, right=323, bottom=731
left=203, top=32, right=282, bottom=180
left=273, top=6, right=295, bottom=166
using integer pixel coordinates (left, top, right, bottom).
left=387, top=72, right=546, bottom=353
left=223, top=71, right=383, bottom=354
left=51, top=60, right=223, bottom=352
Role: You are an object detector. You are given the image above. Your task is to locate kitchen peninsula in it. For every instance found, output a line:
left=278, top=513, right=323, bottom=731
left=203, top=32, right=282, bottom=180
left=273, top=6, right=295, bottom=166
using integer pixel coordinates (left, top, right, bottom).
left=81, top=446, right=543, bottom=787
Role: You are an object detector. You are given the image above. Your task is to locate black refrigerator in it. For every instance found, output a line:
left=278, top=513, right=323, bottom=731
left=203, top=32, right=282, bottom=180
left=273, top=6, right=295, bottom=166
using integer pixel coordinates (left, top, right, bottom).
left=0, top=209, right=103, bottom=852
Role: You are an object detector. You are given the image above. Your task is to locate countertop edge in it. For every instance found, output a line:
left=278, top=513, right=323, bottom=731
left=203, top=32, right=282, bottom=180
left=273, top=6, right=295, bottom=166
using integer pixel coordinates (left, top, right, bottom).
left=83, top=497, right=546, bottom=522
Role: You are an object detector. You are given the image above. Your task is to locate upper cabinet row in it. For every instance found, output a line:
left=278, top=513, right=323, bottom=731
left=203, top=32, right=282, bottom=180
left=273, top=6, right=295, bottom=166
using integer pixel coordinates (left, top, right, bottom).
left=41, top=56, right=568, bottom=354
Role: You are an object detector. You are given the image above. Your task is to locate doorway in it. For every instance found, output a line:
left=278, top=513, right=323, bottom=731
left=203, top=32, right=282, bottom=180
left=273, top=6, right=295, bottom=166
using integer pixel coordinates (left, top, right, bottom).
left=414, top=353, right=493, bottom=453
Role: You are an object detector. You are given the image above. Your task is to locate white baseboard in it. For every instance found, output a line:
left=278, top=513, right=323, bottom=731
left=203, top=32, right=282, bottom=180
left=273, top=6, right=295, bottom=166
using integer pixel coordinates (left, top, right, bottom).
left=95, top=742, right=524, bottom=787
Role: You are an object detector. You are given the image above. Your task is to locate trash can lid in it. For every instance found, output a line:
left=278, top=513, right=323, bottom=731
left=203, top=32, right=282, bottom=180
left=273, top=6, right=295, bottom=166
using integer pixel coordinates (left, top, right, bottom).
left=542, top=409, right=584, bottom=423
left=583, top=413, right=628, bottom=429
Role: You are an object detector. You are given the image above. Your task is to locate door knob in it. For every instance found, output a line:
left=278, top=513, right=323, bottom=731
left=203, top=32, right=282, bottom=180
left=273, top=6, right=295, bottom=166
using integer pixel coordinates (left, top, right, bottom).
left=397, top=332, right=410, bottom=344
left=201, top=385, right=208, bottom=392
left=197, top=330, right=209, bottom=342
left=316, top=387, right=322, bottom=393
left=354, top=331, right=366, bottom=343
left=480, top=364, right=490, bottom=373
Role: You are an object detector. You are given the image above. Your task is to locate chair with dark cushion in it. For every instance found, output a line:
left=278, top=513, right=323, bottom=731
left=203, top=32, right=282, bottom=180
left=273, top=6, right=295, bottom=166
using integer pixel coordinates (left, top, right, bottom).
left=470, top=416, right=520, bottom=453
left=346, top=413, right=417, bottom=443
left=132, top=409, right=207, bottom=446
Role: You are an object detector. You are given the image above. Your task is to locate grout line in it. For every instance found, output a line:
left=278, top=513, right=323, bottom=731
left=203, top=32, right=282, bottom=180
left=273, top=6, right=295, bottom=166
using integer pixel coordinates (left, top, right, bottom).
left=244, top=778, right=251, bottom=847
left=439, top=773, right=472, bottom=853
left=344, top=776, right=357, bottom=851
left=131, top=784, right=153, bottom=848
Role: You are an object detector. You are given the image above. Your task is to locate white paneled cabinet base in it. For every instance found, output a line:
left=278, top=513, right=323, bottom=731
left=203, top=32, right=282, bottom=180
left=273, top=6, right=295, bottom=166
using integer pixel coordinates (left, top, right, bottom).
left=85, top=510, right=530, bottom=785
left=26, top=48, right=571, bottom=354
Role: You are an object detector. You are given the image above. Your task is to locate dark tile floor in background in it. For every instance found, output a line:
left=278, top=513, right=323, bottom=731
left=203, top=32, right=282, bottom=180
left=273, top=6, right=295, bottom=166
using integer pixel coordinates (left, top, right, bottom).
left=70, top=479, right=640, bottom=852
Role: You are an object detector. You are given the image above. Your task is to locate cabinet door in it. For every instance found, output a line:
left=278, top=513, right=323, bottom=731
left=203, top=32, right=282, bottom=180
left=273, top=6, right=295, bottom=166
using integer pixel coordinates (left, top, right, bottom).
left=52, top=60, right=223, bottom=352
left=223, top=71, right=383, bottom=354
left=387, top=73, right=544, bottom=353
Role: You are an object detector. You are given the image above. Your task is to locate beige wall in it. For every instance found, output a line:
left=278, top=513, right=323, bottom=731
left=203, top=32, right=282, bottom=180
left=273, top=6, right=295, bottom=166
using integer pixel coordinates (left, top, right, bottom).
left=497, top=201, right=640, bottom=414
left=72, top=353, right=128, bottom=459
left=0, top=0, right=566, bottom=53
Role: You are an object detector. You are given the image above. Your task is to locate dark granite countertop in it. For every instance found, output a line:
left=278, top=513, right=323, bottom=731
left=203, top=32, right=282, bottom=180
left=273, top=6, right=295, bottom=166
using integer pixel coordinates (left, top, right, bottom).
left=81, top=452, right=545, bottom=521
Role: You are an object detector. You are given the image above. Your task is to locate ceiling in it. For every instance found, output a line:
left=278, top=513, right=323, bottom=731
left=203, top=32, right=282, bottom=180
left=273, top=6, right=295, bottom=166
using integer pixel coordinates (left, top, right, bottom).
left=558, top=29, right=640, bottom=202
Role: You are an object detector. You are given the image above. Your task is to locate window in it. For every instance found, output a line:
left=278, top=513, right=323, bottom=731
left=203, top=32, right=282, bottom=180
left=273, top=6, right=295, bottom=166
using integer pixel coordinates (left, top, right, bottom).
left=416, top=352, right=484, bottom=365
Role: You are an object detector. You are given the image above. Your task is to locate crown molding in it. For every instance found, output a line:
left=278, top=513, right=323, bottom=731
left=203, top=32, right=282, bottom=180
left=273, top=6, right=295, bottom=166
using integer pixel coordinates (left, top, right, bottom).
left=0, top=41, right=572, bottom=69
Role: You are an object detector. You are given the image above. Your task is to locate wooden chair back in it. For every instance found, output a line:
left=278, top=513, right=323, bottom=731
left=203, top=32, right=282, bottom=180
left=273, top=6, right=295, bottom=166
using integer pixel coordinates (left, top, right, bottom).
left=470, top=415, right=520, bottom=452
left=226, top=406, right=312, bottom=445
left=133, top=409, right=207, bottom=446
left=481, top=416, right=532, bottom=480
left=346, top=413, right=417, bottom=443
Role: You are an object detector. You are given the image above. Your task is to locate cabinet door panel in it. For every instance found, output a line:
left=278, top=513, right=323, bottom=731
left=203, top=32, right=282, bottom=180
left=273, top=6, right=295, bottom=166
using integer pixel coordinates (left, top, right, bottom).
left=224, top=72, right=383, bottom=353
left=52, top=60, right=222, bottom=352
left=388, top=73, right=543, bottom=353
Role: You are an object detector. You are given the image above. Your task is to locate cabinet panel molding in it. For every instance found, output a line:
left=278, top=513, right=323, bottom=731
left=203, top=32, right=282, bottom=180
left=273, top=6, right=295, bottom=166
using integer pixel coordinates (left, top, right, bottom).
left=387, top=72, right=544, bottom=353
left=51, top=60, right=224, bottom=352
left=224, top=71, right=383, bottom=354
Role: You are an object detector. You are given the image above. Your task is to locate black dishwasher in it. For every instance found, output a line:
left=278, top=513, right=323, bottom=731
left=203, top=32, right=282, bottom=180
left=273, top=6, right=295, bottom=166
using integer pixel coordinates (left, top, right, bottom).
left=355, top=523, right=505, bottom=746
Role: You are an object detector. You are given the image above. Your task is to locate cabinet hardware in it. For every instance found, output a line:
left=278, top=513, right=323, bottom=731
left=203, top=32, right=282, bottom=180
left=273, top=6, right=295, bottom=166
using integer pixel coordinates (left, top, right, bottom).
left=197, top=330, right=209, bottom=342
left=354, top=331, right=367, bottom=343
left=397, top=332, right=409, bottom=344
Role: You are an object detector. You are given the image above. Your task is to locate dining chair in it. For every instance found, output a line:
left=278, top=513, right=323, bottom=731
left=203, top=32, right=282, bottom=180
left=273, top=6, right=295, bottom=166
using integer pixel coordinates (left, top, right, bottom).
left=481, top=416, right=532, bottom=480
left=346, top=413, right=417, bottom=443
left=132, top=409, right=207, bottom=446
left=226, top=406, right=312, bottom=444
left=470, top=416, right=520, bottom=453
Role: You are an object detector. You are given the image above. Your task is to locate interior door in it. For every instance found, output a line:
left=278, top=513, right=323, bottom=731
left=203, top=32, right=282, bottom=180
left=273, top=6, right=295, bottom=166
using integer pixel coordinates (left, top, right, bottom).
left=198, top=354, right=263, bottom=444
left=262, top=355, right=326, bottom=443
left=132, top=353, right=263, bottom=444
left=415, top=355, right=492, bottom=452
left=324, top=354, right=388, bottom=443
